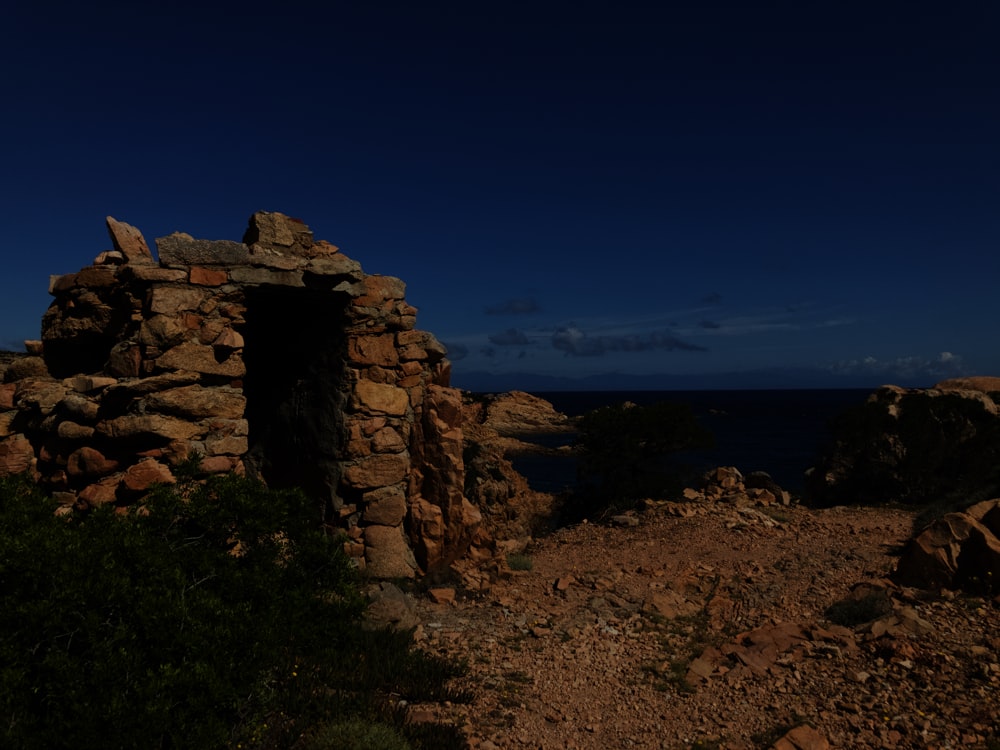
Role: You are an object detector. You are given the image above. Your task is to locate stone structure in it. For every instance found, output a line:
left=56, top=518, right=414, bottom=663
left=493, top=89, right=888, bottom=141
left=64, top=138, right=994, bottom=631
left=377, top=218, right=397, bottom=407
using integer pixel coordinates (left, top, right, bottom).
left=0, top=212, right=483, bottom=577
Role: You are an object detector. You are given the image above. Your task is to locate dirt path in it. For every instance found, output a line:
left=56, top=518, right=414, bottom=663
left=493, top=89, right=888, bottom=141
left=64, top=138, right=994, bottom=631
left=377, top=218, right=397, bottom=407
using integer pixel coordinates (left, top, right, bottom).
left=411, top=502, right=1000, bottom=749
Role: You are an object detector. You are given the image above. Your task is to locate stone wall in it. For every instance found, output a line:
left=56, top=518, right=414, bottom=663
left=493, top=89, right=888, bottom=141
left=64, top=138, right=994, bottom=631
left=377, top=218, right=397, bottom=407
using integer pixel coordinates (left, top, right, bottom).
left=0, top=212, right=483, bottom=577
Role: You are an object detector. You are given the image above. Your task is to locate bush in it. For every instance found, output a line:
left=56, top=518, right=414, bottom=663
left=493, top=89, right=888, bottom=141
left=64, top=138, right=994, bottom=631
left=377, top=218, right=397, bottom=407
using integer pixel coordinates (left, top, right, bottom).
left=0, top=474, right=464, bottom=750
left=573, top=400, right=714, bottom=518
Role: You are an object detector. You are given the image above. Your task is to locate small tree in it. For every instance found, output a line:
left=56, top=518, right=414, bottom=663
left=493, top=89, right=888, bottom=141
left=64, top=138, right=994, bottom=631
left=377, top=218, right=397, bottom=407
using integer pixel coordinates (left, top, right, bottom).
left=574, top=400, right=714, bottom=518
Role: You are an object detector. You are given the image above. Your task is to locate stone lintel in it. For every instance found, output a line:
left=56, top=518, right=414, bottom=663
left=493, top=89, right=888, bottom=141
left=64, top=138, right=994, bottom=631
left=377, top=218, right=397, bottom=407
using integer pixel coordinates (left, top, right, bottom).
left=156, top=233, right=251, bottom=267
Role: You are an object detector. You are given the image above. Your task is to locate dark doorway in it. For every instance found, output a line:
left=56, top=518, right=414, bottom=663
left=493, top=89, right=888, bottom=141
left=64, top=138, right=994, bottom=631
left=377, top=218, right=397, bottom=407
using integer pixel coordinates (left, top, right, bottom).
left=240, top=287, right=350, bottom=508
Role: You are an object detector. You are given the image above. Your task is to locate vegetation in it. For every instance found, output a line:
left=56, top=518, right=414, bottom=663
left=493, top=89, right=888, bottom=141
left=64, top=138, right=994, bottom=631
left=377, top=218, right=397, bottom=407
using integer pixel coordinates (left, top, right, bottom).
left=573, top=400, right=714, bottom=519
left=809, top=391, right=1000, bottom=512
left=0, top=474, right=465, bottom=750
left=506, top=552, right=533, bottom=571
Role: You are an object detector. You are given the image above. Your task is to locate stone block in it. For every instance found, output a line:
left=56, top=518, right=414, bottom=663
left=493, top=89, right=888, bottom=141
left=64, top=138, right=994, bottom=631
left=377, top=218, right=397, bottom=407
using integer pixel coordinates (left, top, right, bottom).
left=348, top=334, right=399, bottom=366
left=106, top=216, right=154, bottom=264
left=189, top=266, right=229, bottom=286
left=96, top=414, right=203, bottom=442
left=364, top=525, right=418, bottom=579
left=305, top=255, right=362, bottom=278
left=156, top=341, right=246, bottom=378
left=156, top=233, right=250, bottom=266
left=0, top=434, right=34, bottom=476
left=354, top=380, right=409, bottom=416
left=363, top=485, right=407, bottom=526
left=149, top=286, right=208, bottom=315
left=344, top=453, right=409, bottom=488
left=143, top=385, right=246, bottom=420
left=228, top=267, right=304, bottom=287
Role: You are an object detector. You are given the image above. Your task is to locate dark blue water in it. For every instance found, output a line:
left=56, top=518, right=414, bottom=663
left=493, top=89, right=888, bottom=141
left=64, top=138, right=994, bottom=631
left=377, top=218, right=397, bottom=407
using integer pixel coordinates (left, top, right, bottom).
left=509, top=389, right=870, bottom=494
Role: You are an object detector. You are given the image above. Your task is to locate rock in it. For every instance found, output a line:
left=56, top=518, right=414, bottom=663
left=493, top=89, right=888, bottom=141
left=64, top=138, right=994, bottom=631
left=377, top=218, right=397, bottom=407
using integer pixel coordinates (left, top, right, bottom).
left=344, top=453, right=410, bottom=489
left=362, top=485, right=407, bottom=526
left=66, top=447, right=119, bottom=479
left=78, top=475, right=121, bottom=507
left=364, top=525, right=418, bottom=578
left=120, top=459, right=175, bottom=494
left=0, top=434, right=34, bottom=474
left=354, top=380, right=409, bottom=416
left=771, top=724, right=830, bottom=750
left=895, top=499, right=1000, bottom=593
left=105, top=216, right=154, bottom=264
left=155, top=341, right=246, bottom=378
left=142, top=385, right=246, bottom=420
left=808, top=385, right=1000, bottom=506
left=427, top=587, right=456, bottom=604
left=4, top=356, right=48, bottom=382
left=156, top=233, right=250, bottom=266
left=243, top=210, right=314, bottom=254
left=480, top=391, right=573, bottom=435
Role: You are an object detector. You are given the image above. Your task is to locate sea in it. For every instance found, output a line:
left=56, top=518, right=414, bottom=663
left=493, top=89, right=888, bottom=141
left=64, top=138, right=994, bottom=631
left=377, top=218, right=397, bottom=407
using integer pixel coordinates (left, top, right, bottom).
left=508, top=389, right=873, bottom=495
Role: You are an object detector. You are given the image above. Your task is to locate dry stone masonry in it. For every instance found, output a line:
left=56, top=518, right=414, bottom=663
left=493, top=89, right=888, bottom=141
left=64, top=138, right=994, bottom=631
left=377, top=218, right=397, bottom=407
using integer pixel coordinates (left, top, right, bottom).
left=0, top=212, right=485, bottom=577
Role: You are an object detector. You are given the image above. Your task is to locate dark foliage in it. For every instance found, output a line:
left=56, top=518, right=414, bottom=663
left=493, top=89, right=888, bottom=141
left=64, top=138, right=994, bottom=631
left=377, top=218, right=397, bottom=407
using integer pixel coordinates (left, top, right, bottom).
left=808, top=391, right=1000, bottom=511
left=572, top=400, right=714, bottom=519
left=0, top=474, right=465, bottom=750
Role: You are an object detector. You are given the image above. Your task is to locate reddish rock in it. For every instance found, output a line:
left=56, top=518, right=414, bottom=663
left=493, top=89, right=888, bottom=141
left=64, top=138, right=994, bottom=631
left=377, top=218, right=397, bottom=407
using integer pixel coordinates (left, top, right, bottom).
left=349, top=334, right=399, bottom=366
left=427, top=587, right=456, bottom=604
left=189, top=266, right=229, bottom=286
left=895, top=501, right=1000, bottom=592
left=363, top=485, right=407, bottom=526
left=67, top=446, right=119, bottom=478
left=344, top=453, right=410, bottom=488
left=0, top=383, right=16, bottom=409
left=78, top=475, right=121, bottom=507
left=96, top=414, right=203, bottom=442
left=0, top=434, right=35, bottom=474
left=121, top=460, right=175, bottom=493
left=143, top=385, right=246, bottom=420
left=771, top=724, right=830, bottom=750
left=354, top=380, right=409, bottom=416
left=364, top=524, right=418, bottom=578
left=156, top=341, right=246, bottom=378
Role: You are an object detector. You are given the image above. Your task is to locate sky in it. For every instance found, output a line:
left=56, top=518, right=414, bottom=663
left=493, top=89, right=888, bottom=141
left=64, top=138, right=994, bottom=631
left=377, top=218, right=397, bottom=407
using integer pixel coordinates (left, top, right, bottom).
left=2, top=1, right=998, bottom=391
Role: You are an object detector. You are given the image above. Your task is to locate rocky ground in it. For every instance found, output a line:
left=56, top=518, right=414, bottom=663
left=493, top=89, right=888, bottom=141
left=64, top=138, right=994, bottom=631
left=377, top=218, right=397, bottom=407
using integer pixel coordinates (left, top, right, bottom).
left=408, top=500, right=1000, bottom=749
left=382, top=393, right=1000, bottom=749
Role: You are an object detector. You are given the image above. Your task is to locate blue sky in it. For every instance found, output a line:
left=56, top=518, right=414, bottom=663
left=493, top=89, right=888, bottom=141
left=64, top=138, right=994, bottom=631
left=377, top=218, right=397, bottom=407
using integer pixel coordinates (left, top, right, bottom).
left=2, top=2, right=998, bottom=390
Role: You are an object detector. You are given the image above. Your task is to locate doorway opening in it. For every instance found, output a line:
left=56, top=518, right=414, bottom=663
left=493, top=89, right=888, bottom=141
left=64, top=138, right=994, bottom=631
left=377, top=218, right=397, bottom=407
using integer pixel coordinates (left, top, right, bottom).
left=240, top=287, right=350, bottom=509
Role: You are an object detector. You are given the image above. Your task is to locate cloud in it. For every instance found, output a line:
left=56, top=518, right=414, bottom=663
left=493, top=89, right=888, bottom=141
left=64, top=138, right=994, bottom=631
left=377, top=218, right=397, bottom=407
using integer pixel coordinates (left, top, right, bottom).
left=489, top=328, right=531, bottom=346
left=552, top=325, right=707, bottom=357
left=441, top=342, right=468, bottom=361
left=699, top=319, right=722, bottom=329
left=701, top=292, right=723, bottom=305
left=829, top=351, right=968, bottom=381
left=485, top=297, right=541, bottom=315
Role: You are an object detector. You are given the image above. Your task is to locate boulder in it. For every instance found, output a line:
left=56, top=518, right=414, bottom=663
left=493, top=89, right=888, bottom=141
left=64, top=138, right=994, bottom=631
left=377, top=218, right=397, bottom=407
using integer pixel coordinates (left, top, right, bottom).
left=895, top=499, right=1000, bottom=593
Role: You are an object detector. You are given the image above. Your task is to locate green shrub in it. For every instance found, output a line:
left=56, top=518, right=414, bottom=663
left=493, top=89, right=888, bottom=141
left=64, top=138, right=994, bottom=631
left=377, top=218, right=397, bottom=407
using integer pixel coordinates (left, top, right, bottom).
left=0, top=474, right=465, bottom=750
left=573, top=400, right=713, bottom=518
left=507, top=552, right=534, bottom=571
left=302, top=719, right=411, bottom=750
